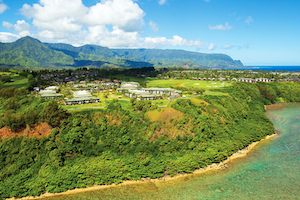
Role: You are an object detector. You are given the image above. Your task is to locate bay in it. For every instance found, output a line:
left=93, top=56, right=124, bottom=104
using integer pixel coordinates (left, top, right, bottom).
left=43, top=104, right=300, bottom=200
left=226, top=66, right=300, bottom=71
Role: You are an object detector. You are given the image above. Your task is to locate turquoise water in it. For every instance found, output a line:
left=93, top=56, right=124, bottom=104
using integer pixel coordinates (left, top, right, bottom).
left=44, top=104, right=300, bottom=200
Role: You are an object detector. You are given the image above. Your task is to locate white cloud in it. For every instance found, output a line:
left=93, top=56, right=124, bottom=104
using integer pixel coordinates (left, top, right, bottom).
left=33, top=18, right=82, bottom=32
left=2, top=21, right=13, bottom=29
left=14, top=20, right=30, bottom=32
left=158, top=0, right=167, bottom=5
left=207, top=43, right=216, bottom=50
left=21, top=0, right=88, bottom=22
left=245, top=16, right=253, bottom=25
left=81, top=0, right=145, bottom=32
left=21, top=0, right=144, bottom=33
left=143, top=35, right=204, bottom=49
left=14, top=0, right=205, bottom=49
left=209, top=22, right=233, bottom=30
left=13, top=20, right=31, bottom=37
left=85, top=25, right=141, bottom=48
left=0, top=1, right=8, bottom=14
left=21, top=0, right=87, bottom=33
left=222, top=45, right=232, bottom=49
left=0, top=32, right=20, bottom=42
left=149, top=21, right=158, bottom=32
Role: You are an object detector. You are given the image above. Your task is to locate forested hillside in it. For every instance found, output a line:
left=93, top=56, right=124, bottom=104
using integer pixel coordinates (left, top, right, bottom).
left=0, top=36, right=243, bottom=69
left=0, top=37, right=74, bottom=67
left=111, top=49, right=243, bottom=68
left=0, top=82, right=299, bottom=199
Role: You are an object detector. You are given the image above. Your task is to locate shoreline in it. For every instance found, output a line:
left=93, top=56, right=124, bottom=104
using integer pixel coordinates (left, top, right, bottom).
left=7, top=132, right=278, bottom=200
left=265, top=101, right=300, bottom=110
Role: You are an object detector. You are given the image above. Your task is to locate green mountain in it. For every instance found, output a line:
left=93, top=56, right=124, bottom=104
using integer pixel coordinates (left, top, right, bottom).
left=47, top=43, right=116, bottom=58
left=0, top=36, right=243, bottom=69
left=111, top=49, right=243, bottom=68
left=0, top=37, right=74, bottom=68
left=46, top=43, right=153, bottom=68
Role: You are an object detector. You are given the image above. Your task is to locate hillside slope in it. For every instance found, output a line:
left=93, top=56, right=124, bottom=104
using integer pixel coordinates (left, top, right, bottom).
left=0, top=37, right=74, bottom=67
left=112, top=49, right=243, bottom=68
left=0, top=36, right=243, bottom=69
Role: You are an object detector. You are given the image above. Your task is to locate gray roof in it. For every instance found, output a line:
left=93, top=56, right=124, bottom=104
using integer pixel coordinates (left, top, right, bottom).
left=66, top=96, right=99, bottom=102
left=40, top=93, right=63, bottom=97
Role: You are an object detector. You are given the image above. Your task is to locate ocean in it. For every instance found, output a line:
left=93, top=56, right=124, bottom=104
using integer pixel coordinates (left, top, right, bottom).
left=43, top=104, right=300, bottom=200
left=226, top=66, right=300, bottom=72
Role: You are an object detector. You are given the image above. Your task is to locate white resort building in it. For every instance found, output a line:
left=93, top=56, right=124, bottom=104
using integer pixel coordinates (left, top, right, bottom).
left=116, top=82, right=181, bottom=100
left=239, top=78, right=271, bottom=83
left=39, top=86, right=63, bottom=99
left=65, top=90, right=100, bottom=105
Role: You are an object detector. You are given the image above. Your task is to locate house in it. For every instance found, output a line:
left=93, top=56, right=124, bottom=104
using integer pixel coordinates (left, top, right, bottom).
left=255, top=78, right=271, bottom=82
left=239, top=78, right=256, bottom=83
left=65, top=90, right=100, bottom=105
left=45, top=86, right=59, bottom=92
left=39, top=89, right=63, bottom=99
left=116, top=82, right=140, bottom=93
left=121, top=82, right=140, bottom=88
left=125, top=89, right=157, bottom=100
left=74, top=83, right=98, bottom=90
left=142, top=87, right=181, bottom=96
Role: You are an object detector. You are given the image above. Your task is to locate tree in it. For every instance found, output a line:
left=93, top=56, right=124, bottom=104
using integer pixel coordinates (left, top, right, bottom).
left=0, top=87, right=15, bottom=99
left=27, top=74, right=36, bottom=91
left=39, top=101, right=68, bottom=127
left=0, top=75, right=12, bottom=83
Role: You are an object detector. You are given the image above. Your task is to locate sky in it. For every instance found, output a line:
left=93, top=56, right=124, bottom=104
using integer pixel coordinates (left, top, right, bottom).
left=0, top=0, right=299, bottom=66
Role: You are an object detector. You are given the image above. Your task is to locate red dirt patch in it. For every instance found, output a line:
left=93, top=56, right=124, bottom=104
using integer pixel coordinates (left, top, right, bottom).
left=0, top=122, right=53, bottom=139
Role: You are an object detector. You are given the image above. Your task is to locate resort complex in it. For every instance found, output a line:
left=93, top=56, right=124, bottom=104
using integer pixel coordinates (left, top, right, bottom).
left=65, top=90, right=100, bottom=105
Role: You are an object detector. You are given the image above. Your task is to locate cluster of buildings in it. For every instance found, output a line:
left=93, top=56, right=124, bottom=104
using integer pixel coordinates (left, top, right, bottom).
left=239, top=78, right=271, bottom=83
left=37, top=81, right=181, bottom=105
left=38, top=86, right=100, bottom=105
left=116, top=82, right=181, bottom=100
left=160, top=69, right=300, bottom=82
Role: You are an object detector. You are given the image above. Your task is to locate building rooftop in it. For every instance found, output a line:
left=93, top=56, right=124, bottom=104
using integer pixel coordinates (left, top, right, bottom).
left=73, top=90, right=93, bottom=98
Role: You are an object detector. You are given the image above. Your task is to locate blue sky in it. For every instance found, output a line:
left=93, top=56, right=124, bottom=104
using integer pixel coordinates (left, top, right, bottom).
left=0, top=0, right=299, bottom=66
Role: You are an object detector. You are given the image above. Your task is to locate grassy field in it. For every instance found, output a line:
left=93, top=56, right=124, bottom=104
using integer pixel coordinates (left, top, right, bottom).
left=147, top=78, right=232, bottom=89
left=151, top=99, right=170, bottom=107
left=0, top=73, right=28, bottom=89
left=190, top=97, right=209, bottom=105
left=204, top=91, right=230, bottom=96
left=63, top=102, right=106, bottom=110
left=146, top=107, right=184, bottom=122
left=93, top=92, right=130, bottom=101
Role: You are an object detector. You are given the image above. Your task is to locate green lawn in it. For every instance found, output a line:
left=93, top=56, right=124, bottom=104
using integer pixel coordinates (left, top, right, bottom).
left=204, top=91, right=230, bottom=96
left=147, top=79, right=232, bottom=89
left=0, top=74, right=28, bottom=89
left=63, top=102, right=106, bottom=110
left=151, top=99, right=170, bottom=107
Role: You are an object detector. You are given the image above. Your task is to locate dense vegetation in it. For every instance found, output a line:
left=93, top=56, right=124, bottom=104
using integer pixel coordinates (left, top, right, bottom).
left=112, top=49, right=243, bottom=68
left=0, top=37, right=74, bottom=67
left=0, top=36, right=243, bottom=69
left=0, top=82, right=299, bottom=199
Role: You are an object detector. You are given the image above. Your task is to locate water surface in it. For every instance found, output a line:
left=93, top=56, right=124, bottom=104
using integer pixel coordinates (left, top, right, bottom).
left=45, top=104, right=300, bottom=200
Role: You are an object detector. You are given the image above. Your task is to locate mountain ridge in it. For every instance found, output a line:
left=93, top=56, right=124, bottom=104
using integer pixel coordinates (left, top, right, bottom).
left=0, top=36, right=243, bottom=69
